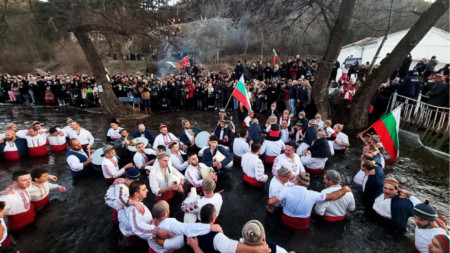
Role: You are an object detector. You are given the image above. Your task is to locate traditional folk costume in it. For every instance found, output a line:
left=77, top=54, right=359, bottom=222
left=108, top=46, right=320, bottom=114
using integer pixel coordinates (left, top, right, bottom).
left=202, top=146, right=233, bottom=175
left=0, top=187, right=35, bottom=231
left=153, top=132, right=179, bottom=155
left=0, top=137, right=28, bottom=160
left=107, top=127, right=123, bottom=143
left=148, top=218, right=212, bottom=253
left=29, top=181, right=61, bottom=209
left=268, top=176, right=293, bottom=207
left=67, top=128, right=95, bottom=150
left=66, top=149, right=92, bottom=177
left=0, top=218, right=10, bottom=246
left=272, top=153, right=304, bottom=177
left=169, top=151, right=189, bottom=172
left=184, top=163, right=208, bottom=192
left=213, top=125, right=234, bottom=147
left=296, top=120, right=318, bottom=156
left=301, top=133, right=331, bottom=175
left=102, top=156, right=126, bottom=184
left=48, top=129, right=67, bottom=152
left=315, top=185, right=355, bottom=222
left=333, top=132, right=349, bottom=154
left=232, top=137, right=250, bottom=162
left=181, top=193, right=223, bottom=221
left=277, top=185, right=326, bottom=231
left=179, top=125, right=202, bottom=150
left=260, top=124, right=285, bottom=164
left=149, top=165, right=185, bottom=201
left=241, top=152, right=267, bottom=187
left=22, top=133, right=49, bottom=158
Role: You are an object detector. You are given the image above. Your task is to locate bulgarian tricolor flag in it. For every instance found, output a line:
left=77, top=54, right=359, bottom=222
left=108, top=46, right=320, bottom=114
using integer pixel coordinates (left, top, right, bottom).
left=273, top=49, right=278, bottom=64
left=167, top=61, right=183, bottom=69
left=372, top=106, right=401, bottom=161
left=232, top=75, right=254, bottom=116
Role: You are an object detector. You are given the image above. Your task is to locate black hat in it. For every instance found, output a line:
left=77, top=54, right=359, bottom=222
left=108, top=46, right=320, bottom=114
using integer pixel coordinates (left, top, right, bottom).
left=266, top=124, right=281, bottom=141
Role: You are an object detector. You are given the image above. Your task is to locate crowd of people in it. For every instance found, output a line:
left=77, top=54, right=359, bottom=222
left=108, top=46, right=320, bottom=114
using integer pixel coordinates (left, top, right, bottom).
left=0, top=100, right=448, bottom=252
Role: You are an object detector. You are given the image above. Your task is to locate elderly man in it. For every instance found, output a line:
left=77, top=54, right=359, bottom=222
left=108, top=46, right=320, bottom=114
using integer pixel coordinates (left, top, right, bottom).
left=0, top=170, right=35, bottom=231
left=301, top=130, right=331, bottom=175
left=153, top=124, right=180, bottom=154
left=149, top=152, right=185, bottom=201
left=372, top=177, right=421, bottom=232
left=66, top=138, right=93, bottom=177
left=333, top=124, right=349, bottom=154
left=272, top=141, right=304, bottom=178
left=241, top=142, right=267, bottom=187
left=179, top=119, right=202, bottom=151
left=427, top=73, right=449, bottom=107
left=413, top=201, right=448, bottom=253
left=149, top=200, right=222, bottom=253
left=267, top=166, right=294, bottom=212
left=182, top=178, right=223, bottom=222
left=0, top=130, right=28, bottom=160
left=315, top=170, right=355, bottom=222
left=267, top=172, right=351, bottom=231
left=132, top=123, right=154, bottom=145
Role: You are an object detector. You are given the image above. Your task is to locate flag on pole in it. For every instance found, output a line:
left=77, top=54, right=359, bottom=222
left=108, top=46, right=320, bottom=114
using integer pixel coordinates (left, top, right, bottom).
left=232, top=75, right=254, bottom=116
left=167, top=61, right=183, bottom=69
left=372, top=106, right=401, bottom=161
left=273, top=49, right=278, bottom=64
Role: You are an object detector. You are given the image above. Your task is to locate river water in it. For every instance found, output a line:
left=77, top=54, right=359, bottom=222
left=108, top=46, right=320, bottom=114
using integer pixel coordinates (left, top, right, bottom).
left=0, top=105, right=448, bottom=253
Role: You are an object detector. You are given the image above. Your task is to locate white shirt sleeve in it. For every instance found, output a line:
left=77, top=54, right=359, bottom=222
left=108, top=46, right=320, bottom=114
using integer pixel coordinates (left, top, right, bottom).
left=67, top=155, right=84, bottom=172
left=213, top=233, right=239, bottom=253
left=149, top=170, right=162, bottom=196
left=128, top=208, right=156, bottom=240
left=164, top=219, right=210, bottom=237
left=86, top=130, right=95, bottom=146
left=171, top=156, right=189, bottom=171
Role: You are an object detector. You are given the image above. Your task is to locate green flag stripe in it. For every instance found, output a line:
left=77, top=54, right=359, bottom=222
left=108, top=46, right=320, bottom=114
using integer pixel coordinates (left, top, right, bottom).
left=382, top=113, right=399, bottom=149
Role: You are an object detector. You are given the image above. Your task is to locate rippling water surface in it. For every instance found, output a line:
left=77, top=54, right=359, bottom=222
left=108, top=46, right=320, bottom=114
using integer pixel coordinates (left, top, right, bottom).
left=0, top=105, right=448, bottom=253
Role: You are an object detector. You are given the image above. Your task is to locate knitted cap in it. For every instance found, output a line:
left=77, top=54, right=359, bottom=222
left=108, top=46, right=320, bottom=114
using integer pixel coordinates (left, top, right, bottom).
left=202, top=178, right=216, bottom=191
left=413, top=200, right=437, bottom=221
left=296, top=172, right=310, bottom=186
left=435, top=234, right=449, bottom=252
left=125, top=168, right=141, bottom=180
left=326, top=170, right=341, bottom=183
left=383, top=177, right=399, bottom=188
left=242, top=220, right=265, bottom=246
left=317, top=130, right=327, bottom=137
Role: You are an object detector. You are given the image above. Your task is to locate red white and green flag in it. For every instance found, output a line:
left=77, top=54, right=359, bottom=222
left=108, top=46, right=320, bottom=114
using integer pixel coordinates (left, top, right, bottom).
left=372, top=106, right=401, bottom=161
left=167, top=61, right=183, bottom=69
left=232, top=75, right=254, bottom=116
left=273, top=49, right=278, bottom=64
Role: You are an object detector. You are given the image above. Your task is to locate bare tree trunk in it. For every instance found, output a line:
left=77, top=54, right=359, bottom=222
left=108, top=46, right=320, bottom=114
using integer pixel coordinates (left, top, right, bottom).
left=349, top=0, right=449, bottom=130
left=72, top=29, right=131, bottom=117
left=368, top=0, right=394, bottom=75
left=312, top=0, right=356, bottom=120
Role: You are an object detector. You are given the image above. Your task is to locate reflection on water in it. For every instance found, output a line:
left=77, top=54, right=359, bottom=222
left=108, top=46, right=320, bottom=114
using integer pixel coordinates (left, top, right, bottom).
left=0, top=105, right=448, bottom=253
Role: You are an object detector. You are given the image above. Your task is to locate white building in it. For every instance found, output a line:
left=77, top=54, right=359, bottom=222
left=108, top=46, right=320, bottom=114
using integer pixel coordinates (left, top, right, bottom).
left=337, top=27, right=450, bottom=76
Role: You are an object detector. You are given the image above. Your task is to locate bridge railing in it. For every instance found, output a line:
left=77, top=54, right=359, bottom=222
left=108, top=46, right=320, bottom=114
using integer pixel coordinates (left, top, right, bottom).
left=387, top=91, right=449, bottom=132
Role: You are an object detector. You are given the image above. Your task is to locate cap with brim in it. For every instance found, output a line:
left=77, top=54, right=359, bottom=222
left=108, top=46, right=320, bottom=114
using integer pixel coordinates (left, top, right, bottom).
left=32, top=121, right=42, bottom=125
left=413, top=200, right=437, bottom=221
left=125, top=168, right=141, bottom=180
left=296, top=122, right=303, bottom=127
left=66, top=118, right=74, bottom=124
left=242, top=220, right=265, bottom=246
left=308, top=119, right=317, bottom=125
left=326, top=170, right=341, bottom=183
left=202, top=178, right=216, bottom=191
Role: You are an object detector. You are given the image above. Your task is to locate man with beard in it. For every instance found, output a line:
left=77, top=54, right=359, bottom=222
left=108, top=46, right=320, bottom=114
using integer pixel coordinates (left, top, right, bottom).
left=17, top=126, right=49, bottom=158
left=153, top=125, right=180, bottom=155
left=114, top=129, right=133, bottom=166
left=132, top=124, right=155, bottom=146
left=272, top=141, right=304, bottom=178
left=0, top=130, right=28, bottom=160
left=413, top=201, right=448, bottom=253
left=179, top=120, right=202, bottom=151
left=66, top=138, right=93, bottom=177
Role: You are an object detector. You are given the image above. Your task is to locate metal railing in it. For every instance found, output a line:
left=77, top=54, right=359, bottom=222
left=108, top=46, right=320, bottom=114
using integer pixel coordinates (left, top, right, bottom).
left=387, top=91, right=449, bottom=132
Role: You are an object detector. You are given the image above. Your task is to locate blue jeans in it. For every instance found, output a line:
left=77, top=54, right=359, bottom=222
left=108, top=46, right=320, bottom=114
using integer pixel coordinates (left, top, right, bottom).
left=289, top=99, right=296, bottom=115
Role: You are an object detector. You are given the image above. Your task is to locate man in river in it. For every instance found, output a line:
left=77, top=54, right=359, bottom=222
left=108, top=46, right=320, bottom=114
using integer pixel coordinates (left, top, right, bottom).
left=66, top=138, right=93, bottom=177
left=413, top=201, right=448, bottom=253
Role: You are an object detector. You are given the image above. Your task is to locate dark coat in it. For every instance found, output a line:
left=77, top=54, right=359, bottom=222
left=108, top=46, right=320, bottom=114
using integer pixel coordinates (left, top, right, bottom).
left=202, top=145, right=232, bottom=168
left=179, top=126, right=203, bottom=148
left=303, top=126, right=317, bottom=145
left=132, top=130, right=155, bottom=145
left=308, top=138, right=331, bottom=158
left=0, top=137, right=28, bottom=158
left=213, top=126, right=234, bottom=146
